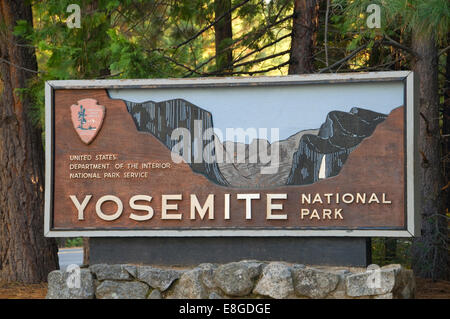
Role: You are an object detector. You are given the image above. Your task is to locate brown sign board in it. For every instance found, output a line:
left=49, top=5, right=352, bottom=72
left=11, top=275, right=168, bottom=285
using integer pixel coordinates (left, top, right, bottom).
left=44, top=72, right=419, bottom=237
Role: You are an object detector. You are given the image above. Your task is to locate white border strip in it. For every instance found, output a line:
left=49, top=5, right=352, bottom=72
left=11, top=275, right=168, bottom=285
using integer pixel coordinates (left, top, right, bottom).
left=47, top=71, right=412, bottom=89
left=46, top=229, right=413, bottom=237
left=406, top=73, right=414, bottom=236
left=44, top=71, right=416, bottom=237
left=406, top=72, right=421, bottom=236
left=44, top=82, right=53, bottom=236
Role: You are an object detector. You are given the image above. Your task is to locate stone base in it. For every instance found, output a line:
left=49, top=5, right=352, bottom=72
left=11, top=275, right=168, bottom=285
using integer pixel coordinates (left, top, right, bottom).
left=47, top=261, right=415, bottom=299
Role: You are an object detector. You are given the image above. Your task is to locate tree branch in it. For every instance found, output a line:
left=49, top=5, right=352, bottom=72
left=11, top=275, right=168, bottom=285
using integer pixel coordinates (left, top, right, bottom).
left=183, top=14, right=293, bottom=77
left=438, top=45, right=450, bottom=56
left=233, top=33, right=292, bottom=65
left=231, top=0, right=291, bottom=62
left=0, top=57, right=43, bottom=74
left=324, top=0, right=330, bottom=67
left=382, top=34, right=416, bottom=56
left=214, top=13, right=293, bottom=68
left=172, top=0, right=251, bottom=51
left=210, top=60, right=289, bottom=76
left=159, top=54, right=205, bottom=76
left=224, top=49, right=290, bottom=70
left=318, top=44, right=368, bottom=73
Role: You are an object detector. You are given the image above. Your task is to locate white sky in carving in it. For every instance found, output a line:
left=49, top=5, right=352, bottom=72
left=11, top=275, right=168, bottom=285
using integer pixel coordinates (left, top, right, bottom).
left=108, top=81, right=404, bottom=142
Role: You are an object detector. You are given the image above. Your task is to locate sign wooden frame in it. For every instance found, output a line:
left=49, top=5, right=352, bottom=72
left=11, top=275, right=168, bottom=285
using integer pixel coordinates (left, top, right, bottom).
left=44, top=71, right=419, bottom=237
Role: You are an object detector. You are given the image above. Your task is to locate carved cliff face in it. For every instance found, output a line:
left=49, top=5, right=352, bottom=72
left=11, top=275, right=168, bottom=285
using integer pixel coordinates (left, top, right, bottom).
left=287, top=108, right=388, bottom=186
left=126, top=99, right=229, bottom=186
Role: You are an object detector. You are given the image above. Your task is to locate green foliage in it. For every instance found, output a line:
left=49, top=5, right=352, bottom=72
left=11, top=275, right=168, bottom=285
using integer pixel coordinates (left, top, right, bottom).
left=12, top=1, right=115, bottom=130
left=14, top=79, right=45, bottom=129
left=62, top=237, right=84, bottom=248
left=335, top=0, right=449, bottom=45
left=372, top=238, right=412, bottom=268
left=384, top=0, right=450, bottom=39
left=108, top=30, right=158, bottom=78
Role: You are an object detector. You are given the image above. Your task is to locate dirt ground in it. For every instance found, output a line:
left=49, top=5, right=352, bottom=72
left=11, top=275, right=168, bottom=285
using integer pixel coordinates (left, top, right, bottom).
left=415, top=277, right=450, bottom=299
left=0, top=282, right=47, bottom=299
left=1, top=277, right=450, bottom=299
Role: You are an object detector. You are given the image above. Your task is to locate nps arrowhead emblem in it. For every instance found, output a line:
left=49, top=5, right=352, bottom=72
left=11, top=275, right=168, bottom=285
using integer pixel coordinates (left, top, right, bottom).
left=70, top=98, right=105, bottom=145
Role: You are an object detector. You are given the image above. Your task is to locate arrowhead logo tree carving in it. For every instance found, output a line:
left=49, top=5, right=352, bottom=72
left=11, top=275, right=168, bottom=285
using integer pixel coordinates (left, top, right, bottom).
left=70, top=98, right=105, bottom=144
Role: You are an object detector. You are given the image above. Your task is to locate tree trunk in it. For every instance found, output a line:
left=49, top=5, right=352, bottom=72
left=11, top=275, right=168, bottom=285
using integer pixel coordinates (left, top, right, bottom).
left=445, top=35, right=450, bottom=195
left=0, top=0, right=59, bottom=283
left=384, top=238, right=397, bottom=263
left=288, top=0, right=320, bottom=74
left=83, top=238, right=90, bottom=265
left=411, top=30, right=448, bottom=280
left=444, top=34, right=450, bottom=277
left=214, top=0, right=233, bottom=73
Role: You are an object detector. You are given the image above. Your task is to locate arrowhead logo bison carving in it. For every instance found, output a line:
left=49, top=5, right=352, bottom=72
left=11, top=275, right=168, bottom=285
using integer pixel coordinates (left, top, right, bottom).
left=70, top=98, right=105, bottom=144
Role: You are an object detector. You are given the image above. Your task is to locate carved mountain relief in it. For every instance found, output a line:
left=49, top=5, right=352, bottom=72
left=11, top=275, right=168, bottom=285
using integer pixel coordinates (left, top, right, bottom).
left=125, top=99, right=389, bottom=188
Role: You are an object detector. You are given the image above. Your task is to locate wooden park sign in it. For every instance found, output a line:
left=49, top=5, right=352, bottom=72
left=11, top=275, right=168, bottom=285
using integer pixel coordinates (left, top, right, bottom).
left=44, top=72, right=419, bottom=237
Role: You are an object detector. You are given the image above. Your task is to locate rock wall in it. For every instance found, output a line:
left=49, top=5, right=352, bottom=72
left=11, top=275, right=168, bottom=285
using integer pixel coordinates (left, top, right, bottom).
left=287, top=107, right=388, bottom=185
left=46, top=261, right=415, bottom=299
left=125, top=99, right=229, bottom=186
